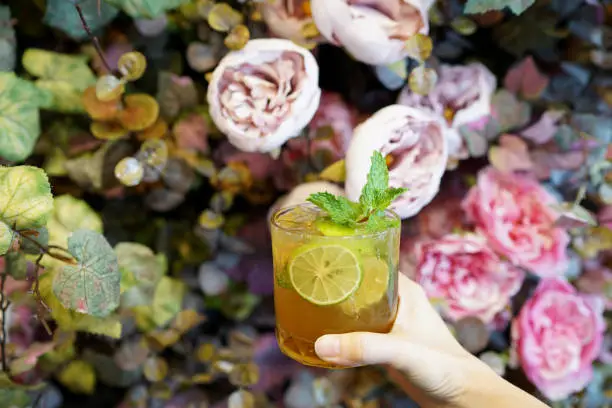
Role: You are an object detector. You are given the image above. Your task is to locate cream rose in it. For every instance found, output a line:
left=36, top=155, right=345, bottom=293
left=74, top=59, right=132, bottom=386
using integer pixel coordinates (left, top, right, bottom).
left=261, top=0, right=321, bottom=47
left=207, top=39, right=321, bottom=153
left=311, top=0, right=434, bottom=65
left=398, top=63, right=496, bottom=163
left=345, top=104, right=448, bottom=219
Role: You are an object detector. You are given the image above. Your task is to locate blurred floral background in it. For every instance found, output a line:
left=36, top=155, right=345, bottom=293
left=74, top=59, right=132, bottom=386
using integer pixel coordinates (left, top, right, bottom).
left=0, top=0, right=611, bottom=407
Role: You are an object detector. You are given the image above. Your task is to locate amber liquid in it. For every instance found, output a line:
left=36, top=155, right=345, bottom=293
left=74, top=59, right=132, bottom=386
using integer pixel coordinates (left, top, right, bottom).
left=271, top=205, right=400, bottom=368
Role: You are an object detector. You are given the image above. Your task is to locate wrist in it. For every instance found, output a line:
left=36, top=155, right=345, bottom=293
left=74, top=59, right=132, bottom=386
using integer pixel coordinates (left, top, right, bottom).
left=452, top=357, right=549, bottom=408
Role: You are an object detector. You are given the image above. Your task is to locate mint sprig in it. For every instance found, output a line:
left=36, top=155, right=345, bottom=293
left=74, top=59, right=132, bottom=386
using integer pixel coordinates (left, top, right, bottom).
left=307, top=151, right=407, bottom=232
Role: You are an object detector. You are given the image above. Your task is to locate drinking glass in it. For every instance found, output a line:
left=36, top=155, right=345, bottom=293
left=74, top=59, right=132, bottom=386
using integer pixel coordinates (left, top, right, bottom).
left=270, top=203, right=400, bottom=368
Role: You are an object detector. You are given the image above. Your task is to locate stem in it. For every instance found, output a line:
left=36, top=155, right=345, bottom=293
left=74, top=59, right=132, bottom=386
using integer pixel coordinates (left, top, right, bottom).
left=32, top=255, right=52, bottom=336
left=15, top=230, right=76, bottom=264
left=75, top=3, right=113, bottom=74
left=0, top=272, right=10, bottom=373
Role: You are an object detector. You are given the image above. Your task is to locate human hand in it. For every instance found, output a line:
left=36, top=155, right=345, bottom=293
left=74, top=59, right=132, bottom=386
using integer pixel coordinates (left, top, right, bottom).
left=313, top=273, right=523, bottom=408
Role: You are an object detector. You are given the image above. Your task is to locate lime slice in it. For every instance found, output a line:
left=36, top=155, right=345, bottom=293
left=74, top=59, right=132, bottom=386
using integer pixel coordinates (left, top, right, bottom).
left=288, top=243, right=363, bottom=306
left=275, top=264, right=292, bottom=289
left=341, top=257, right=389, bottom=314
left=315, top=218, right=356, bottom=237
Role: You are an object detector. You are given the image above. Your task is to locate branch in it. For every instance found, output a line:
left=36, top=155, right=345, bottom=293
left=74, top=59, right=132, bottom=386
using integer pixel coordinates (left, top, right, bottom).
left=32, top=255, right=52, bottom=336
left=15, top=230, right=76, bottom=265
left=74, top=3, right=113, bottom=74
left=0, top=272, right=10, bottom=373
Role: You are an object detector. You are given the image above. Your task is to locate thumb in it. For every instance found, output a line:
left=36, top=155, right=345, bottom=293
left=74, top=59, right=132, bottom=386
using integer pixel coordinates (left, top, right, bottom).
left=315, top=332, right=431, bottom=368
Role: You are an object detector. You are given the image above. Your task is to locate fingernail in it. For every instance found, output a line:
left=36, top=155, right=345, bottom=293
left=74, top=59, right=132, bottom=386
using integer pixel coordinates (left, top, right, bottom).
left=315, top=336, right=340, bottom=358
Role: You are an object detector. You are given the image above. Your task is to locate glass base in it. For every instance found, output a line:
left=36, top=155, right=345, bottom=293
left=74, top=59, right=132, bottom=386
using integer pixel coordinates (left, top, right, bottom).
left=276, top=327, right=349, bottom=369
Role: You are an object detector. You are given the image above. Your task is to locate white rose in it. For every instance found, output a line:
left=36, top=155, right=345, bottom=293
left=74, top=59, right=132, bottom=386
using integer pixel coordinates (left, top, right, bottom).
left=398, top=63, right=496, bottom=162
left=345, top=105, right=448, bottom=219
left=207, top=39, right=321, bottom=153
left=261, top=0, right=321, bottom=47
left=311, top=0, right=434, bottom=65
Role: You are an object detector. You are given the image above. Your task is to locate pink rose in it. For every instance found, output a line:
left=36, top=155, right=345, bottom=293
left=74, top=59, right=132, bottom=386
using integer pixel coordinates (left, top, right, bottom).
left=462, top=167, right=570, bottom=277
left=207, top=39, right=321, bottom=153
left=311, top=0, right=433, bottom=65
left=261, top=0, right=321, bottom=47
left=398, top=63, right=496, bottom=162
left=511, top=278, right=605, bottom=401
left=283, top=91, right=357, bottom=166
left=415, top=234, right=525, bottom=323
left=345, top=105, right=448, bottom=219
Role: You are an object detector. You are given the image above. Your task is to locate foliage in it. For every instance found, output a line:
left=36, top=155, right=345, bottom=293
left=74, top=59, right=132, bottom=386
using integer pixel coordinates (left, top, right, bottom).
left=0, top=0, right=611, bottom=407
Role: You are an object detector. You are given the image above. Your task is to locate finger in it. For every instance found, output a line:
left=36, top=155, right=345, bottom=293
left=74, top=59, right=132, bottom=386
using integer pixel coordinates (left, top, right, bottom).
left=314, top=332, right=434, bottom=369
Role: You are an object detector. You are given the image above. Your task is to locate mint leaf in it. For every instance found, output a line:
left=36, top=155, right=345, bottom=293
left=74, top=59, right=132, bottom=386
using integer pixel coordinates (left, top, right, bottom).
left=307, top=151, right=406, bottom=233
left=307, top=192, right=360, bottom=227
left=360, top=152, right=407, bottom=213
left=360, top=151, right=388, bottom=213
left=366, top=210, right=400, bottom=232
left=379, top=187, right=408, bottom=210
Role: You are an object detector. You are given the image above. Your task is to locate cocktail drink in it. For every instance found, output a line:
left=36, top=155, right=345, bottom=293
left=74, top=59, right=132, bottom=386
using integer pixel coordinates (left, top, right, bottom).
left=270, top=204, right=400, bottom=368
left=269, top=151, right=404, bottom=368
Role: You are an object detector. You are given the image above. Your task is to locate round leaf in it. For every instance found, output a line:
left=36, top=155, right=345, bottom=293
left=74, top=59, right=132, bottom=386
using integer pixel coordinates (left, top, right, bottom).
left=53, top=229, right=120, bottom=318
left=22, top=49, right=97, bottom=113
left=57, top=360, right=96, bottom=395
left=0, top=73, right=51, bottom=162
left=4, top=251, right=27, bottom=280
left=0, top=165, right=54, bottom=230
left=104, top=0, right=190, bottom=19
left=143, top=356, right=168, bottom=382
left=43, top=0, right=119, bottom=41
left=0, top=221, right=15, bottom=256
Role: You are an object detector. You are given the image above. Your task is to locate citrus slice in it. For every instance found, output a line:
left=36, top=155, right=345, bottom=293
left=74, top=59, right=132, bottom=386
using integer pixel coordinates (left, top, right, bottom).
left=314, top=218, right=356, bottom=237
left=341, top=257, right=389, bottom=314
left=288, top=243, right=363, bottom=306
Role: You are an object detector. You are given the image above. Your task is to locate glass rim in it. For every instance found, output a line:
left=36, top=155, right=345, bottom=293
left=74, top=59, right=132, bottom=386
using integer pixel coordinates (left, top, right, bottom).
left=270, top=202, right=401, bottom=239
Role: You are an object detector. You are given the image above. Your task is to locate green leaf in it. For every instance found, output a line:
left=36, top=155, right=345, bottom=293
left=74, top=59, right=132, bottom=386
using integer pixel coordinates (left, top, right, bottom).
left=4, top=251, right=27, bottom=280
left=0, top=221, right=15, bottom=256
left=53, top=229, right=120, bottom=318
left=359, top=152, right=407, bottom=214
left=44, top=0, right=119, bottom=41
left=57, top=360, right=96, bottom=395
left=0, top=6, right=16, bottom=72
left=551, top=203, right=598, bottom=229
left=39, top=271, right=122, bottom=338
left=104, top=0, right=190, bottom=18
left=0, top=166, right=54, bottom=231
left=307, top=192, right=360, bottom=227
left=22, top=49, right=96, bottom=113
left=133, top=276, right=186, bottom=331
left=365, top=210, right=400, bottom=232
left=0, top=73, right=52, bottom=162
left=491, top=90, right=531, bottom=133
left=464, top=0, right=535, bottom=15
left=116, top=242, right=166, bottom=307
left=359, top=151, right=389, bottom=213
left=0, top=388, right=31, bottom=407
left=378, top=187, right=408, bottom=211
left=42, top=194, right=103, bottom=270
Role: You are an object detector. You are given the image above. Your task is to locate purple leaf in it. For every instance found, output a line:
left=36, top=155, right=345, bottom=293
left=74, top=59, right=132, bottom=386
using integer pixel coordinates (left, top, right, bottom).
left=251, top=333, right=301, bottom=393
left=504, top=56, right=549, bottom=99
left=521, top=110, right=566, bottom=144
